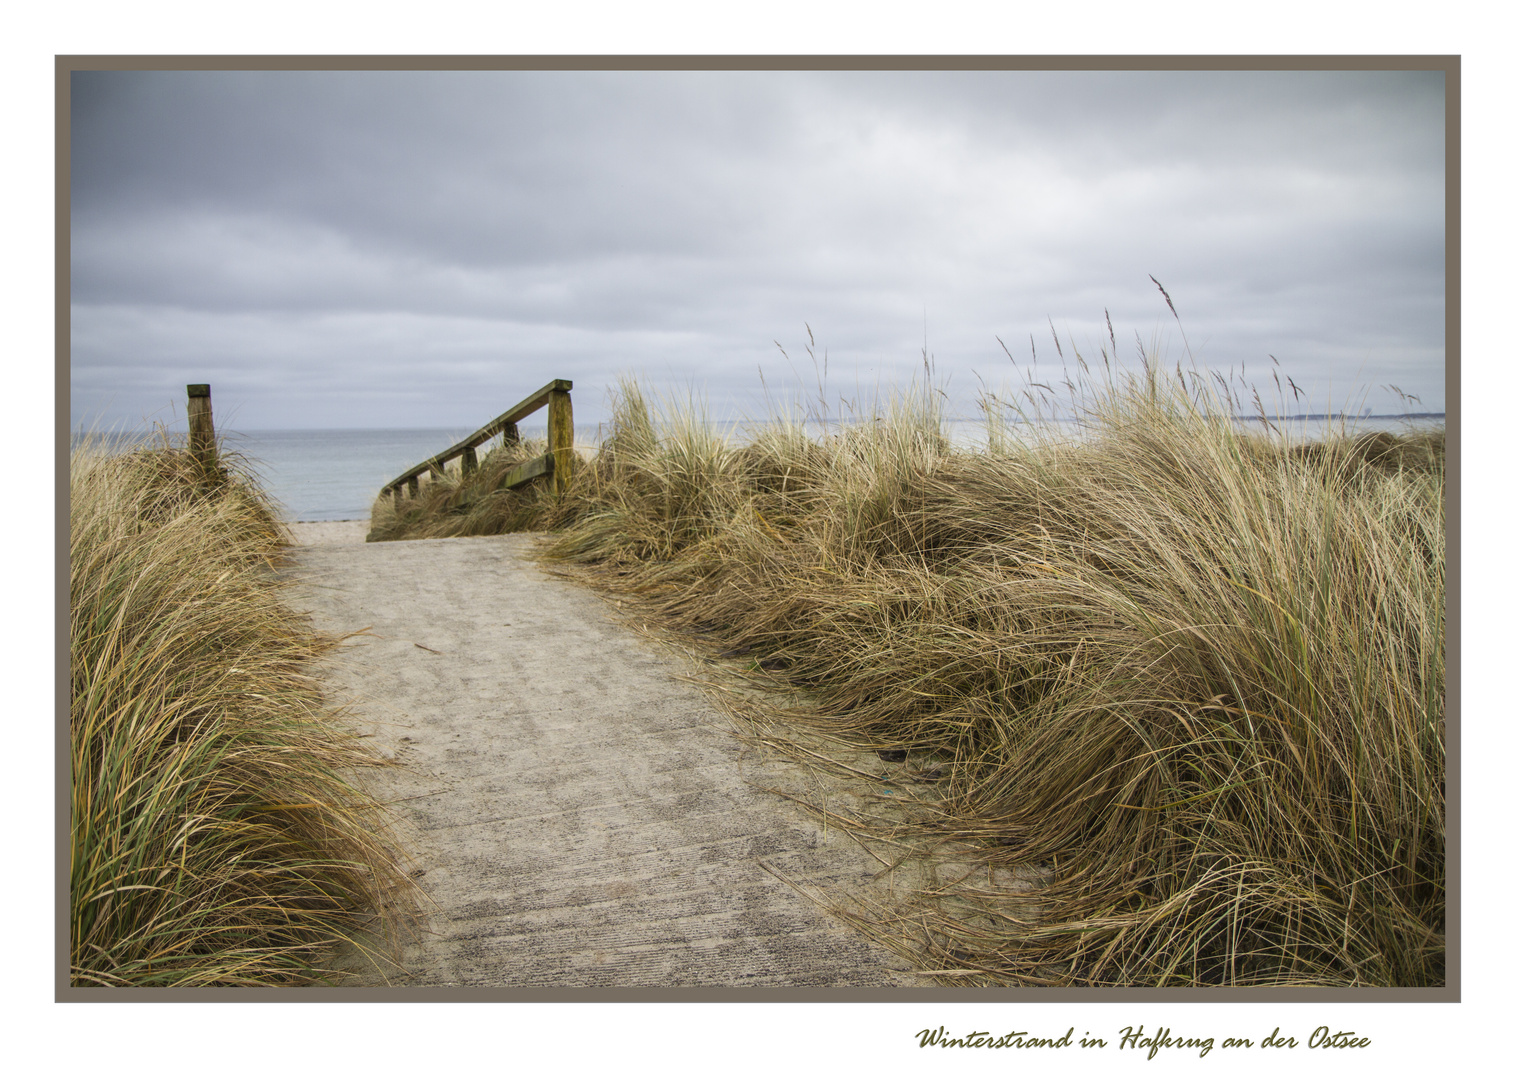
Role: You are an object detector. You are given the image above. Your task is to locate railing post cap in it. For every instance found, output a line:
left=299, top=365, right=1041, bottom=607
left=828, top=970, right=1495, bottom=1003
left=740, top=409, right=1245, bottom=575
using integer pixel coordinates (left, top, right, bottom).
left=187, top=384, right=211, bottom=398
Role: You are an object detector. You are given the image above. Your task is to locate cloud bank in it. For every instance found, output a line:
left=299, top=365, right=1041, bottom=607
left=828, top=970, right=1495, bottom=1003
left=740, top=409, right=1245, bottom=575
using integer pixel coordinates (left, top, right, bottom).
left=69, top=68, right=1446, bottom=431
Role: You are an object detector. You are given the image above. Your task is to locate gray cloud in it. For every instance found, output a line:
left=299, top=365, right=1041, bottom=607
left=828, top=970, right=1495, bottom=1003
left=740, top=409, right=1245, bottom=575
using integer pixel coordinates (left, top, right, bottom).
left=69, top=67, right=1446, bottom=430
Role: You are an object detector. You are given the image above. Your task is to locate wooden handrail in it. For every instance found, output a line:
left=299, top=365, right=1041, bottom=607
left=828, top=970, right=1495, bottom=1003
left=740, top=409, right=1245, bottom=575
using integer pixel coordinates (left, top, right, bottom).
left=381, top=378, right=574, bottom=504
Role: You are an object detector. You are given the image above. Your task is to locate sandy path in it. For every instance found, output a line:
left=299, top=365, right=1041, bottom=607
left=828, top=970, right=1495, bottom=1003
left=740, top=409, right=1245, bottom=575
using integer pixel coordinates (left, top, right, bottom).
left=284, top=522, right=926, bottom=987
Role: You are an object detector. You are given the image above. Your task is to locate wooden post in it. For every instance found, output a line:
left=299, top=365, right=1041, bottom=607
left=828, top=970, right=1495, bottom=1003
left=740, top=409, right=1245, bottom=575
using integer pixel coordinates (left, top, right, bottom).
left=392, top=487, right=403, bottom=512
left=501, top=420, right=520, bottom=446
left=407, top=477, right=420, bottom=499
left=186, top=384, right=218, bottom=479
left=547, top=387, right=574, bottom=495
left=462, top=446, right=478, bottom=477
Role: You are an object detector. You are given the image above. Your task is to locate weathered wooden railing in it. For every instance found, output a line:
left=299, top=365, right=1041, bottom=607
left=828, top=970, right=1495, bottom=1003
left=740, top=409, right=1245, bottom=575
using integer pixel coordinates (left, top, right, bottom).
left=379, top=378, right=574, bottom=510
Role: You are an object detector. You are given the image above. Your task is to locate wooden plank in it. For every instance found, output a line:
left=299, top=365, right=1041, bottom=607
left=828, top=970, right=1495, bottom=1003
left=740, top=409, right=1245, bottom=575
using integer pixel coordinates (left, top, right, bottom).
left=419, top=378, right=569, bottom=470
left=380, top=379, right=570, bottom=493
left=496, top=378, right=573, bottom=427
left=501, top=451, right=554, bottom=490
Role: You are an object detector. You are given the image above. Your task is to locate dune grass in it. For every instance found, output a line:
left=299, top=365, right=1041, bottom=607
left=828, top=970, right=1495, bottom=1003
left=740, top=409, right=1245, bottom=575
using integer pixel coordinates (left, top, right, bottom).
left=71, top=435, right=415, bottom=986
left=365, top=436, right=568, bottom=542
left=369, top=357, right=1445, bottom=987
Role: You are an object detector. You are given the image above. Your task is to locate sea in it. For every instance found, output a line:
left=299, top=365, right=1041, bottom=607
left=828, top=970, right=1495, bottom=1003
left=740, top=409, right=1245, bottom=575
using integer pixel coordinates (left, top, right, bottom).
left=73, top=413, right=1445, bottom=524
left=71, top=424, right=600, bottom=523
left=218, top=424, right=604, bottom=522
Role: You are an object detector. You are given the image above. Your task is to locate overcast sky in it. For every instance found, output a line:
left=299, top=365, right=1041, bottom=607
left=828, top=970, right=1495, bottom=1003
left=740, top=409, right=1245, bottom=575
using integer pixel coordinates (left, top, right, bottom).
left=68, top=67, right=1446, bottom=433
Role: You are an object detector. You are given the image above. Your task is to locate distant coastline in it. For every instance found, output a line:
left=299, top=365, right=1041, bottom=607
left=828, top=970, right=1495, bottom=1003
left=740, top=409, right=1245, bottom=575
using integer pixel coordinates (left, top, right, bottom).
left=72, top=413, right=1447, bottom=524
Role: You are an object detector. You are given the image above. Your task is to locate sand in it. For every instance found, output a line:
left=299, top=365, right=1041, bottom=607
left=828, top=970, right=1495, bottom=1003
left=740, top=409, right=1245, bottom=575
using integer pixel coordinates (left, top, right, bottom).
left=287, top=519, right=371, bottom=546
left=283, top=521, right=932, bottom=987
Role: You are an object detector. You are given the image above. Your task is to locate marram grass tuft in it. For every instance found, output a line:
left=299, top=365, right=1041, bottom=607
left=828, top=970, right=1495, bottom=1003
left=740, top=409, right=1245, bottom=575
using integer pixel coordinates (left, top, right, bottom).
left=375, top=365, right=1445, bottom=987
left=71, top=435, right=415, bottom=986
left=365, top=436, right=572, bottom=542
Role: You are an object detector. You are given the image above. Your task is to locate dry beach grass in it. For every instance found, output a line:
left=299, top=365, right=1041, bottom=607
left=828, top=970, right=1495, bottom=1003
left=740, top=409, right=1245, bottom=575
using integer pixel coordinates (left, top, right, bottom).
left=374, top=350, right=1446, bottom=987
left=70, top=437, right=414, bottom=986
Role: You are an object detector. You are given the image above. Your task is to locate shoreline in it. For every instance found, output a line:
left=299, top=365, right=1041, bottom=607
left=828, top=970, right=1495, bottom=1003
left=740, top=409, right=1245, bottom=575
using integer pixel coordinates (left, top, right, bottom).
left=287, top=519, right=370, bottom=547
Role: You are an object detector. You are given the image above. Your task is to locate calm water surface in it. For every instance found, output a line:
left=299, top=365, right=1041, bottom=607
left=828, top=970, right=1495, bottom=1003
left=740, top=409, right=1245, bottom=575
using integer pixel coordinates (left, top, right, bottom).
left=76, top=414, right=1444, bottom=524
left=223, top=425, right=605, bottom=521
left=72, top=426, right=588, bottom=522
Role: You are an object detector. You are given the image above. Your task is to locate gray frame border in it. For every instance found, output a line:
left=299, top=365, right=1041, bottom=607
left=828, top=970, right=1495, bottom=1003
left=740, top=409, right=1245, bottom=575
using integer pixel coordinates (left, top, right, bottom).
left=56, top=53, right=1459, bottom=1005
